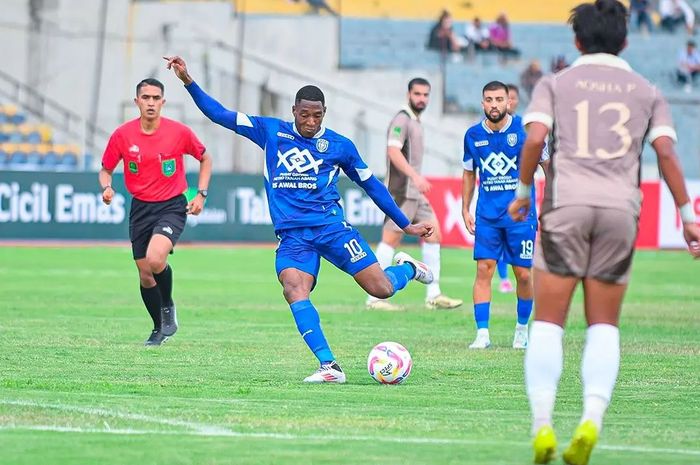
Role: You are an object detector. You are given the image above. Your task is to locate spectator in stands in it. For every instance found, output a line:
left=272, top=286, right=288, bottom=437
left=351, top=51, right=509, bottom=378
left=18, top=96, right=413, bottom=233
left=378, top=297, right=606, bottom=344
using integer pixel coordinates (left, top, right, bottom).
left=489, top=13, right=520, bottom=57
left=520, top=60, right=543, bottom=98
left=677, top=40, right=700, bottom=91
left=428, top=10, right=466, bottom=59
left=659, top=0, right=695, bottom=34
left=630, top=0, right=654, bottom=33
left=551, top=54, right=569, bottom=73
left=464, top=17, right=492, bottom=52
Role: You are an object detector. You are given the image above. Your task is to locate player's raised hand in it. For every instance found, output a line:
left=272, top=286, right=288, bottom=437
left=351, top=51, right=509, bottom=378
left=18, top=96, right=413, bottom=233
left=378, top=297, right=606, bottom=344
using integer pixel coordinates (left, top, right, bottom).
left=163, top=56, right=193, bottom=85
left=508, top=197, right=531, bottom=222
left=404, top=222, right=434, bottom=238
left=682, top=223, right=700, bottom=258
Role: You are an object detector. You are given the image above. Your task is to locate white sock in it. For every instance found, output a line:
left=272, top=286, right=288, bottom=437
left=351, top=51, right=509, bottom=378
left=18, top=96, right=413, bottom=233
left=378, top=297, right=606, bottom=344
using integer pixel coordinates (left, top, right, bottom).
left=367, top=242, right=395, bottom=303
left=476, top=328, right=490, bottom=338
left=525, top=320, right=564, bottom=434
left=422, top=242, right=441, bottom=300
left=515, top=322, right=528, bottom=332
left=581, top=323, right=620, bottom=431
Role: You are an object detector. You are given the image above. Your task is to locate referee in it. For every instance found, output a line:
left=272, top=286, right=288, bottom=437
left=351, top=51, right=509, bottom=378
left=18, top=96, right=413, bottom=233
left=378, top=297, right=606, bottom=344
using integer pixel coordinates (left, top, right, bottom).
left=99, top=78, right=212, bottom=345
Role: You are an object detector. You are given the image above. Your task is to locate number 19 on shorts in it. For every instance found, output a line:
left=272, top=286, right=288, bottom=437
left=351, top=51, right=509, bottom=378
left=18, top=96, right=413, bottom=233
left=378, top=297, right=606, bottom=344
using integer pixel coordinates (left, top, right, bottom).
left=344, top=239, right=368, bottom=264
left=520, top=240, right=534, bottom=260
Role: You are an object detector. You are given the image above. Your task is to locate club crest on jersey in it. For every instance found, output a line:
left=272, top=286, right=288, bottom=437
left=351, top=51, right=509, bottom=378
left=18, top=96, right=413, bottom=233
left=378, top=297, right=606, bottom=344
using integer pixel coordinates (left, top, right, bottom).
left=278, top=147, right=323, bottom=174
left=161, top=159, right=176, bottom=177
left=507, top=133, right=518, bottom=147
left=315, top=138, right=329, bottom=153
left=128, top=160, right=138, bottom=174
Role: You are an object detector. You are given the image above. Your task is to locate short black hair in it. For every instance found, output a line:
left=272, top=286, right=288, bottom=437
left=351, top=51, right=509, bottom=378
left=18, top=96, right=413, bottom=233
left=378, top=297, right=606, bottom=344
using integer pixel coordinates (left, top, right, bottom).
left=506, top=83, right=520, bottom=95
left=295, top=85, right=325, bottom=105
left=570, top=0, right=627, bottom=55
left=482, top=80, right=509, bottom=95
left=136, top=78, right=164, bottom=96
left=408, top=77, right=431, bottom=91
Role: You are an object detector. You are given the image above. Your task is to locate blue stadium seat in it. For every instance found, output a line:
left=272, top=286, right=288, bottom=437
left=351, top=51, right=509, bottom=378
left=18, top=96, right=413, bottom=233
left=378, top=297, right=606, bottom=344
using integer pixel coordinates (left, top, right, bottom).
left=59, top=153, right=78, bottom=171
left=42, top=152, right=59, bottom=168
left=26, top=130, right=42, bottom=144
left=8, top=151, right=28, bottom=168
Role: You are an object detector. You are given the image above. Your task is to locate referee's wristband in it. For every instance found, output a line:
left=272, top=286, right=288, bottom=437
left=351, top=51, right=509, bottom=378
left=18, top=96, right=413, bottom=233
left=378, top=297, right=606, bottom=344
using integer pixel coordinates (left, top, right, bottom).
left=515, top=181, right=531, bottom=200
left=679, top=202, right=696, bottom=224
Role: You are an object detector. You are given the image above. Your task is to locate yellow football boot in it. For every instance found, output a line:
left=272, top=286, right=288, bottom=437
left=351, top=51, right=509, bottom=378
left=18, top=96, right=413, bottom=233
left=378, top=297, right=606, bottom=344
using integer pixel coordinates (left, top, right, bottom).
left=563, top=420, right=599, bottom=465
left=532, top=425, right=557, bottom=464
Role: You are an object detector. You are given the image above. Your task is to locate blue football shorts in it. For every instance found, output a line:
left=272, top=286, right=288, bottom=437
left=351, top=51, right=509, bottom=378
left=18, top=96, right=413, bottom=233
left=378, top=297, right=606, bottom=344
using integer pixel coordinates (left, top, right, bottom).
left=275, top=221, right=378, bottom=281
left=473, top=220, right=537, bottom=268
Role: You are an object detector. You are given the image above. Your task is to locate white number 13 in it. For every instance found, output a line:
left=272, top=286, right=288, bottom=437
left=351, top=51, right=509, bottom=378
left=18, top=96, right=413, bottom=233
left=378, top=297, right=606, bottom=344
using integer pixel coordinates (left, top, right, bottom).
left=574, top=100, right=632, bottom=159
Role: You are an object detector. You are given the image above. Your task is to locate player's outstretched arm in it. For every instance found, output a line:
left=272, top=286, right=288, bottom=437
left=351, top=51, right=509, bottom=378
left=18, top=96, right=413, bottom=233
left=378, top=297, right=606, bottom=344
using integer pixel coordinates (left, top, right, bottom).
left=509, top=122, right=548, bottom=222
left=163, top=56, right=237, bottom=131
left=652, top=136, right=700, bottom=257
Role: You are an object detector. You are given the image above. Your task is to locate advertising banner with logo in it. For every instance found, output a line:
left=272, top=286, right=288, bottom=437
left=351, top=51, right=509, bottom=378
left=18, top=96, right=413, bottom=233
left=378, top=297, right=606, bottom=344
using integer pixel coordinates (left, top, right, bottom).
left=658, top=179, right=700, bottom=248
left=0, top=171, right=692, bottom=248
left=424, top=178, right=664, bottom=249
left=0, top=172, right=385, bottom=242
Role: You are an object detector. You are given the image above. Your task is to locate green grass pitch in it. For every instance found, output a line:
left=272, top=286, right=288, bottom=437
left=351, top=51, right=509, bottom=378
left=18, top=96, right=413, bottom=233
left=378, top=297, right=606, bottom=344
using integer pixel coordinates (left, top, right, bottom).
left=0, top=246, right=698, bottom=464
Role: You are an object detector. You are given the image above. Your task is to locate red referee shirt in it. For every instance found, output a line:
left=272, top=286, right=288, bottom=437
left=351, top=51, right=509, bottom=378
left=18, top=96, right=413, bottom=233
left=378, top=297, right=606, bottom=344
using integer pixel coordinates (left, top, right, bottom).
left=102, top=117, right=206, bottom=202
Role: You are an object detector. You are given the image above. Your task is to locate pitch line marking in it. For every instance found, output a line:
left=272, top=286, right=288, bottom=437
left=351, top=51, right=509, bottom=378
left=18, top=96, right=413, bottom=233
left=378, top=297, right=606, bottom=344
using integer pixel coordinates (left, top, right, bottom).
left=1, top=399, right=699, bottom=457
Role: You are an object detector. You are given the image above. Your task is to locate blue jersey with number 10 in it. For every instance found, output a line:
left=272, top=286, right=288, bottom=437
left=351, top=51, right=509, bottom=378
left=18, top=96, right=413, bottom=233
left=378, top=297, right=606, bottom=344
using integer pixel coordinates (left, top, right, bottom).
left=462, top=114, right=545, bottom=227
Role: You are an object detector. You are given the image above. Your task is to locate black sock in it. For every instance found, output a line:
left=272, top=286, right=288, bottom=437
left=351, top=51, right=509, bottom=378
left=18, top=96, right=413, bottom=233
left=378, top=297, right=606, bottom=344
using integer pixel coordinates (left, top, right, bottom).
left=140, top=285, right=162, bottom=330
left=153, top=264, right=173, bottom=307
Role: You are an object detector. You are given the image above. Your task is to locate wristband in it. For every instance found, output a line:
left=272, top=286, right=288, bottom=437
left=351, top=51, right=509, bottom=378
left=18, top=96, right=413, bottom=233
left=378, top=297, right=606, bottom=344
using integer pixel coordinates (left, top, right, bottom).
left=679, top=202, right=696, bottom=224
left=101, top=185, right=112, bottom=192
left=515, top=181, right=531, bottom=200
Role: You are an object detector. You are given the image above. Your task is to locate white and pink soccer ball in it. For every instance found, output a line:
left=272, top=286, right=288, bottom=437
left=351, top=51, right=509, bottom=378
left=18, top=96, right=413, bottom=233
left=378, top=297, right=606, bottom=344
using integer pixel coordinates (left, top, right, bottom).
left=367, top=341, right=412, bottom=384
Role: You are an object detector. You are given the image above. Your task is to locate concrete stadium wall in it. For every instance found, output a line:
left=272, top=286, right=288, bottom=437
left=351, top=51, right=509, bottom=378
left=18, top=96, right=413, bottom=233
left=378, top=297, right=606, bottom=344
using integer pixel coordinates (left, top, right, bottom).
left=0, top=0, right=466, bottom=177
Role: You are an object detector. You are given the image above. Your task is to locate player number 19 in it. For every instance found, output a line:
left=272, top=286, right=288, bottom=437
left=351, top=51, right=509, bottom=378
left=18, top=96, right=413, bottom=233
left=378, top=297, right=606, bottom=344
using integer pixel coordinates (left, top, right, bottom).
left=521, top=240, right=534, bottom=259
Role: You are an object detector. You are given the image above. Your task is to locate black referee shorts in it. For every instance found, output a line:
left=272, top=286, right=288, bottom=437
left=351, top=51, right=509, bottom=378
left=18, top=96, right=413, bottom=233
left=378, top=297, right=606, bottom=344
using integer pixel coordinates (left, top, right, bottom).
left=129, top=194, right=187, bottom=260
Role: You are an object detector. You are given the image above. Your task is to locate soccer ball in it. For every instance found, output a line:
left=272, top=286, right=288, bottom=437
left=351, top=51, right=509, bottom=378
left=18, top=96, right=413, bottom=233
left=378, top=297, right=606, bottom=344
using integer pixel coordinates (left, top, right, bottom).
left=367, top=341, right=412, bottom=384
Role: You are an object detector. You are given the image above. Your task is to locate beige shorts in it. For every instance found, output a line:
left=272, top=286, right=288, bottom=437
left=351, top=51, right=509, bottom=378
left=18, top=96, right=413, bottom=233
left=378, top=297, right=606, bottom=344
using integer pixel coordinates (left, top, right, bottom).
left=384, top=197, right=436, bottom=232
left=535, top=206, right=638, bottom=284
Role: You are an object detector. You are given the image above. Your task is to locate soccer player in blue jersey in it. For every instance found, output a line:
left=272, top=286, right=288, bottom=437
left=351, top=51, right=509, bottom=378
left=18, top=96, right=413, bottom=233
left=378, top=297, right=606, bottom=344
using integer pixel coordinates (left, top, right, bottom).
left=165, top=56, right=434, bottom=383
left=461, top=81, right=548, bottom=350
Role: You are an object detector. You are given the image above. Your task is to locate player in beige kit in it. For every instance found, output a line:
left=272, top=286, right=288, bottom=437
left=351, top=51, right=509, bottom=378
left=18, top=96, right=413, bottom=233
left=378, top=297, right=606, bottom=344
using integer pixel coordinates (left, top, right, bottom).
left=508, top=1, right=700, bottom=464
left=366, top=78, right=462, bottom=310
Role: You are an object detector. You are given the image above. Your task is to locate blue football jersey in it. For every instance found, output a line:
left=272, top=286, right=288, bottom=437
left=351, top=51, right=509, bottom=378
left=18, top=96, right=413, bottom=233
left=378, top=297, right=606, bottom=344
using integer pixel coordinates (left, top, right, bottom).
left=230, top=113, right=373, bottom=231
left=462, top=114, right=544, bottom=226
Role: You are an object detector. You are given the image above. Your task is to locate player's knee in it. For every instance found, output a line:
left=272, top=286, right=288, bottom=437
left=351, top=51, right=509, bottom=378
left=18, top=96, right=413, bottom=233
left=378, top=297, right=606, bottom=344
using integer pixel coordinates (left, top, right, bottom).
left=476, top=261, right=495, bottom=279
left=138, top=269, right=156, bottom=287
left=282, top=282, right=310, bottom=303
left=145, top=254, right=166, bottom=273
left=514, top=268, right=532, bottom=285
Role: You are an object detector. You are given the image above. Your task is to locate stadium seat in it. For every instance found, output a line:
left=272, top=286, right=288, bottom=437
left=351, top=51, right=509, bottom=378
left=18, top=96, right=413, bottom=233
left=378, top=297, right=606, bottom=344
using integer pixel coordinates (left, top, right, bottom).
left=42, top=152, right=59, bottom=168
left=59, top=152, right=79, bottom=171
left=8, top=150, right=28, bottom=168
